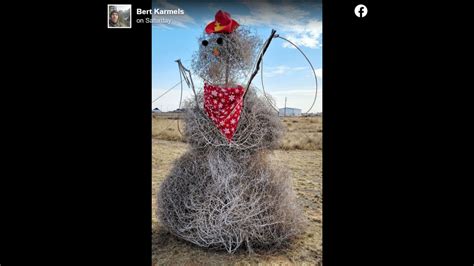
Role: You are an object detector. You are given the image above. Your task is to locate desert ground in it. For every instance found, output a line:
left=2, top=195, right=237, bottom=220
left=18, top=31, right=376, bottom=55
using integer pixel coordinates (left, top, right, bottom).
left=152, top=114, right=322, bottom=265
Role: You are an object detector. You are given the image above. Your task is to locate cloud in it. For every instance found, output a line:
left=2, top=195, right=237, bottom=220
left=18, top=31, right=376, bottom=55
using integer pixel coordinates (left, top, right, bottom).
left=263, top=66, right=322, bottom=85
left=314, top=68, right=322, bottom=76
left=263, top=65, right=307, bottom=78
left=235, top=1, right=322, bottom=49
left=314, top=68, right=322, bottom=80
left=153, top=0, right=196, bottom=28
left=281, top=19, right=322, bottom=49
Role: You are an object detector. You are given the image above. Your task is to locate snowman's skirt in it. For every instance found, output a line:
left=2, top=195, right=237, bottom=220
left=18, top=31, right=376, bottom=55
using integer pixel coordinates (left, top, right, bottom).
left=157, top=151, right=304, bottom=253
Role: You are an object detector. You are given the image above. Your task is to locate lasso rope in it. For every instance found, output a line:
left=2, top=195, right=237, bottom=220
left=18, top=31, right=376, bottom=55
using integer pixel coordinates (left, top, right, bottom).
left=261, top=34, right=319, bottom=114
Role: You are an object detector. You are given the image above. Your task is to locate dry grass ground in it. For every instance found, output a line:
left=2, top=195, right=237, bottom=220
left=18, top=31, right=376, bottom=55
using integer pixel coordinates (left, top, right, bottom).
left=152, top=115, right=322, bottom=265
left=280, top=117, right=322, bottom=150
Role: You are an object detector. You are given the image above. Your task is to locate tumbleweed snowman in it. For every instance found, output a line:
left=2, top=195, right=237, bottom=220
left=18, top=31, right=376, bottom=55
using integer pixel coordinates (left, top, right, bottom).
left=157, top=10, right=304, bottom=253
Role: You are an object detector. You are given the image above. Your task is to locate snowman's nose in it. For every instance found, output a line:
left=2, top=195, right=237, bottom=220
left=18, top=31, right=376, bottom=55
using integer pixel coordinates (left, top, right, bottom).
left=213, top=47, right=220, bottom=56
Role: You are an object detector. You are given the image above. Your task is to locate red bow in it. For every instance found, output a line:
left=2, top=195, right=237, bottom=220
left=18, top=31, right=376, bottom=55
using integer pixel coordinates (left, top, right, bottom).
left=204, top=83, right=245, bottom=141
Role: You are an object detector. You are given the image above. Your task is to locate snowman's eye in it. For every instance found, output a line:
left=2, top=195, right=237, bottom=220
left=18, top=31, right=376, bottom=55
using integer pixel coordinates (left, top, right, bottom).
left=216, top=37, right=223, bottom=45
left=202, top=40, right=209, bottom=46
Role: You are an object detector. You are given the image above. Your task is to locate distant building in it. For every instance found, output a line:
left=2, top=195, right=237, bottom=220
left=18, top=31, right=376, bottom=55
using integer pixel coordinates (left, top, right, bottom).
left=279, top=107, right=302, bottom=117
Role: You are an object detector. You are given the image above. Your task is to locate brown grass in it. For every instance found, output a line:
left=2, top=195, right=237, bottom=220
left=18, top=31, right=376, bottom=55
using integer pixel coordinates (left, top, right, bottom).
left=280, top=117, right=322, bottom=150
left=152, top=116, right=185, bottom=142
left=152, top=115, right=322, bottom=150
left=152, top=139, right=322, bottom=265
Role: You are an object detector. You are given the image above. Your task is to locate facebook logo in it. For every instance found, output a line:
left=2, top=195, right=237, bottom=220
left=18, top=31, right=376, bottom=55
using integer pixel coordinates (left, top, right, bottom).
left=355, top=4, right=368, bottom=18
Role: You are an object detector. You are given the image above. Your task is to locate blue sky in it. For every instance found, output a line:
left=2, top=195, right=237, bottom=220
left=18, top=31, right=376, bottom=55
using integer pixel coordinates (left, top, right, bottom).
left=152, top=0, right=322, bottom=113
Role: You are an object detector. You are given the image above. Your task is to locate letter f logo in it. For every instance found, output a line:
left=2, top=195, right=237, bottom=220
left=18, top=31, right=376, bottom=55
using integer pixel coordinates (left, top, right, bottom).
left=355, top=4, right=368, bottom=18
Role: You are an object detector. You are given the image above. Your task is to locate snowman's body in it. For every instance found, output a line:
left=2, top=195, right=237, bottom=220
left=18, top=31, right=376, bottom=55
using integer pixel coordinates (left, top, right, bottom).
left=157, top=11, right=304, bottom=253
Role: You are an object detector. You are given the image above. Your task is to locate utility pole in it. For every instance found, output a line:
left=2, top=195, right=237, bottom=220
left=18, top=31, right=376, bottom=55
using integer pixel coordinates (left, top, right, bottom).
left=284, top=97, right=287, bottom=117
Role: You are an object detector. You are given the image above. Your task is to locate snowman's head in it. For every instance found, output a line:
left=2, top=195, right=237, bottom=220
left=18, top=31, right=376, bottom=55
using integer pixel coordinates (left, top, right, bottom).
left=192, top=11, right=260, bottom=87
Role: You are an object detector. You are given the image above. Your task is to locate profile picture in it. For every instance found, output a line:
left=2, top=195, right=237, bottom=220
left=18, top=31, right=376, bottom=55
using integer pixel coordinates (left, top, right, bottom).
left=108, top=4, right=132, bottom=28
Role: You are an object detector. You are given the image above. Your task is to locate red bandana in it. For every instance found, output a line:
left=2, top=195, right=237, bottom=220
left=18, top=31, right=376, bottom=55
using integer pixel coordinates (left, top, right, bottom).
left=204, top=83, right=245, bottom=141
